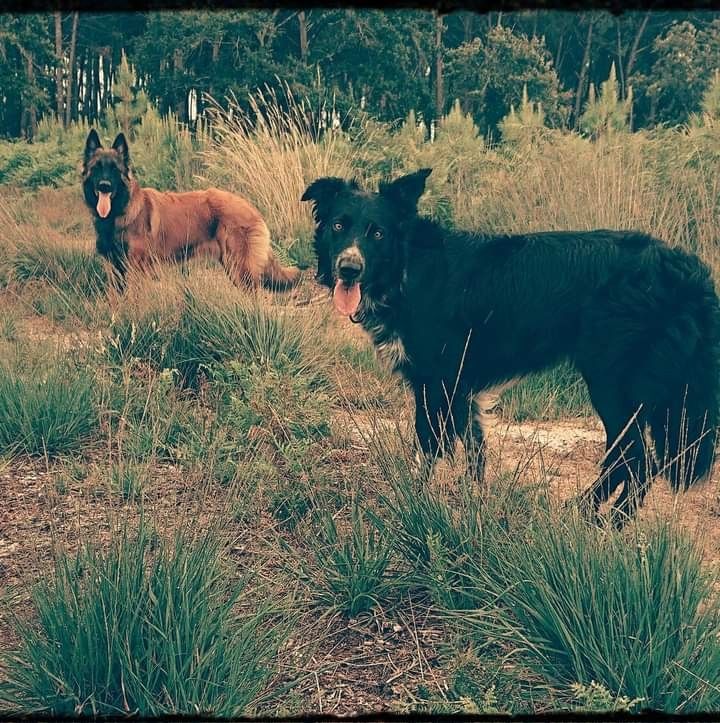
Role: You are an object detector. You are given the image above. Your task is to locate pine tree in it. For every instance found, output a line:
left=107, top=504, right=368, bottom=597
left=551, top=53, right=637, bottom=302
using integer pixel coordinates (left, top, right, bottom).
left=579, top=62, right=632, bottom=139
left=498, top=83, right=546, bottom=143
left=108, top=50, right=149, bottom=137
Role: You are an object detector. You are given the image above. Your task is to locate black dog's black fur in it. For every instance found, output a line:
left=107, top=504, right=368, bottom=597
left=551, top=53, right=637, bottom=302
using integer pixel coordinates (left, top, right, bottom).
left=302, top=168, right=720, bottom=525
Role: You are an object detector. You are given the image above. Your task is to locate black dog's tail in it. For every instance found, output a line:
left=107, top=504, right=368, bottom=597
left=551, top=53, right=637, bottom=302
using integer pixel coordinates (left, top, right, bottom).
left=649, top=249, right=720, bottom=490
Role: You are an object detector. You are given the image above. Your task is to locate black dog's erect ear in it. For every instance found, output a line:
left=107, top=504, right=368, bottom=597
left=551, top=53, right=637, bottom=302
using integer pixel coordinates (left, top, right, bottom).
left=84, top=129, right=102, bottom=166
left=379, top=168, right=432, bottom=209
left=301, top=177, right=358, bottom=221
left=112, top=133, right=130, bottom=166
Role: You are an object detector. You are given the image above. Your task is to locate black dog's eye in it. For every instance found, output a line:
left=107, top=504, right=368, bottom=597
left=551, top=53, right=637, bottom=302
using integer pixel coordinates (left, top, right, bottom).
left=373, top=230, right=384, bottom=240
left=332, top=222, right=344, bottom=232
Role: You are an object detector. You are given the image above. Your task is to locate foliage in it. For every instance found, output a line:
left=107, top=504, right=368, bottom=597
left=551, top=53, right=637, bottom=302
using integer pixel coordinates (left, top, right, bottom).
left=445, top=26, right=569, bottom=137
left=579, top=62, right=633, bottom=138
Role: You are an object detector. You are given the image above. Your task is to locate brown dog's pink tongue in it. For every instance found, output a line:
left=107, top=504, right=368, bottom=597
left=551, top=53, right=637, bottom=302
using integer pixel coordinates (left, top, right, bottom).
left=96, top=192, right=112, bottom=218
left=333, top=279, right=361, bottom=316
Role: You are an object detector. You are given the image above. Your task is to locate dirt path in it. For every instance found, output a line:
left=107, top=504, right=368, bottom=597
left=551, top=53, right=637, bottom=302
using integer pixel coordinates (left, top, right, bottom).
left=336, top=406, right=720, bottom=566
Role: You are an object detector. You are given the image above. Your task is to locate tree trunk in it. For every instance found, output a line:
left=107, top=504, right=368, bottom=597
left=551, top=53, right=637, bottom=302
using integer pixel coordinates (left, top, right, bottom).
left=555, top=32, right=565, bottom=75
left=173, top=49, right=186, bottom=122
left=573, top=15, right=595, bottom=128
left=461, top=12, right=474, bottom=43
left=103, top=53, right=112, bottom=115
left=65, top=12, right=78, bottom=126
left=91, top=53, right=100, bottom=123
left=434, top=12, right=444, bottom=120
left=54, top=11, right=64, bottom=121
left=625, top=11, right=650, bottom=81
left=299, top=10, right=309, bottom=64
left=80, top=52, right=89, bottom=122
left=616, top=18, right=625, bottom=99
left=23, top=51, right=37, bottom=140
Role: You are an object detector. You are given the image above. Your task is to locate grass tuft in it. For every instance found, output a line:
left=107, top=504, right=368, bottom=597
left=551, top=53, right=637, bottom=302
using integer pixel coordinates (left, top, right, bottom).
left=0, top=353, right=98, bottom=457
left=0, top=520, right=290, bottom=716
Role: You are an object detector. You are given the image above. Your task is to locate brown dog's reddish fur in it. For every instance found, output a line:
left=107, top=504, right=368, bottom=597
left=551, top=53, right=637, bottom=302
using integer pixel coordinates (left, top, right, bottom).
left=116, top=183, right=298, bottom=286
left=82, top=130, right=300, bottom=289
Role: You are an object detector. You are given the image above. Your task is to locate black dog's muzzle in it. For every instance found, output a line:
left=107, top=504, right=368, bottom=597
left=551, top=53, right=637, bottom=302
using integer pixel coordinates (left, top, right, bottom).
left=336, top=247, right=365, bottom=284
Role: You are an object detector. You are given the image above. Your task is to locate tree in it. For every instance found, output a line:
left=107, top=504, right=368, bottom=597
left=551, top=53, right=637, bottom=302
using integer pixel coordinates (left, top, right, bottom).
left=0, top=14, right=53, bottom=138
left=107, top=50, right=149, bottom=136
left=445, top=26, right=569, bottom=138
left=579, top=62, right=633, bottom=138
left=641, top=19, right=720, bottom=126
left=498, top=83, right=547, bottom=143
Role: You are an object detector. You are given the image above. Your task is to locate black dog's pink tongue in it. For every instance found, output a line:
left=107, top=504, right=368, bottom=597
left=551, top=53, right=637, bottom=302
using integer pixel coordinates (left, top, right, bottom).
left=96, top=192, right=112, bottom=218
left=333, top=279, right=361, bottom=316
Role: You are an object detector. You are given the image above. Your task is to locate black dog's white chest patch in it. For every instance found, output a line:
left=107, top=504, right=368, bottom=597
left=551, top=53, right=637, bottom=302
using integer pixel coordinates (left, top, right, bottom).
left=376, top=335, right=408, bottom=369
left=361, top=303, right=409, bottom=371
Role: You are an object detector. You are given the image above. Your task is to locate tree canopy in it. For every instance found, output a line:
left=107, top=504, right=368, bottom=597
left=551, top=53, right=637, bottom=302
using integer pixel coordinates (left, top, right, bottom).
left=1, top=10, right=719, bottom=140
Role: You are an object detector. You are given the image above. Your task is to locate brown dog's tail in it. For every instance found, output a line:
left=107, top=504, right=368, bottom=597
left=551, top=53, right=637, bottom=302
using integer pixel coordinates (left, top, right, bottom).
left=263, top=250, right=302, bottom=290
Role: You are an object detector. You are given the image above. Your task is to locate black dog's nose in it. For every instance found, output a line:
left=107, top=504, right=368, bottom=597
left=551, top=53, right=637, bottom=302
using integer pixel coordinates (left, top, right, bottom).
left=338, top=259, right=364, bottom=283
left=97, top=181, right=112, bottom=193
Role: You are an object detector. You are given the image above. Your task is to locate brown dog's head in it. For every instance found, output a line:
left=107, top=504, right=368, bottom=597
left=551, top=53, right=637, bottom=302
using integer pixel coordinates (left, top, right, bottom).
left=82, top=129, right=132, bottom=220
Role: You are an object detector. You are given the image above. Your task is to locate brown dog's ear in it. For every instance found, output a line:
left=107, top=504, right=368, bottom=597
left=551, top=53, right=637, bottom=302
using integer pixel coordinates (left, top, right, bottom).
left=379, top=168, right=431, bottom=209
left=301, top=177, right=358, bottom=221
left=84, top=129, right=102, bottom=167
left=112, top=133, right=130, bottom=167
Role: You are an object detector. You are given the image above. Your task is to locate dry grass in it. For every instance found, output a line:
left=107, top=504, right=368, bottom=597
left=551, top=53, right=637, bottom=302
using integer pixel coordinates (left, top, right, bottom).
left=448, top=130, right=720, bottom=273
left=200, top=84, right=361, bottom=254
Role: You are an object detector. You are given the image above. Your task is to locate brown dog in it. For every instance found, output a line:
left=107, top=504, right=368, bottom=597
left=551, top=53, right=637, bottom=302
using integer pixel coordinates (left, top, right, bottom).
left=82, top=129, right=300, bottom=290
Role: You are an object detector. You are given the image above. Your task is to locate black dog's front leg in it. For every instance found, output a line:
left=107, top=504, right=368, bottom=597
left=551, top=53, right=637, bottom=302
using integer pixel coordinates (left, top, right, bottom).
left=412, top=383, right=448, bottom=476
left=412, top=381, right=474, bottom=478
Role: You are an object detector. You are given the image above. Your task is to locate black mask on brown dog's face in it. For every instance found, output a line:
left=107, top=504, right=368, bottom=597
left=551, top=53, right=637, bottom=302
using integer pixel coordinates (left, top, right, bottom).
left=301, top=169, right=432, bottom=317
left=82, top=129, right=132, bottom=220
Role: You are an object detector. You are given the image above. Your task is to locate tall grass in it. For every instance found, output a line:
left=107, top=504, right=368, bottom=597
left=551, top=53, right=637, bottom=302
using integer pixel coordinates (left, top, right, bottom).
left=300, top=502, right=398, bottom=617
left=106, top=271, right=333, bottom=386
left=12, top=243, right=106, bottom=297
left=201, top=83, right=360, bottom=256
left=0, top=520, right=290, bottom=716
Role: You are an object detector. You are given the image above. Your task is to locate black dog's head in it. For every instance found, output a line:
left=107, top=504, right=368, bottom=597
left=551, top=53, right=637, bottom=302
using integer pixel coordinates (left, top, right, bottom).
left=301, top=168, right=431, bottom=317
left=82, top=129, right=132, bottom=220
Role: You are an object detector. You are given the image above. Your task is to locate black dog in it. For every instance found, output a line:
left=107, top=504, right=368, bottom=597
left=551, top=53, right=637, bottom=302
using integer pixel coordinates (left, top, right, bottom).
left=302, top=168, right=720, bottom=525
